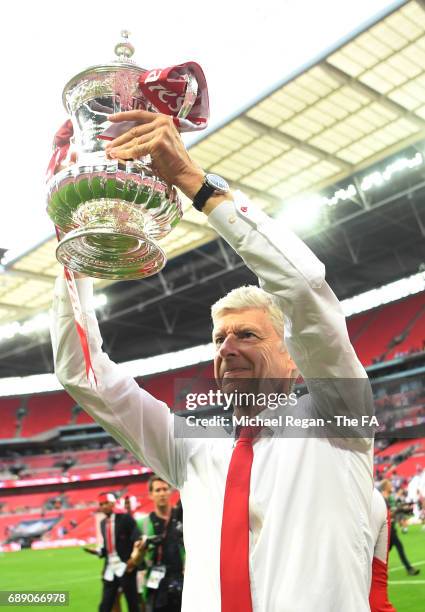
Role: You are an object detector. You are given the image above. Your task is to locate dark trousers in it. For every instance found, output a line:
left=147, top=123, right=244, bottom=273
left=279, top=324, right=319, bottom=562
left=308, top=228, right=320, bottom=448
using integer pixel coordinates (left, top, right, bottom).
left=99, top=571, right=140, bottom=612
left=145, top=591, right=182, bottom=612
left=389, top=524, right=412, bottom=570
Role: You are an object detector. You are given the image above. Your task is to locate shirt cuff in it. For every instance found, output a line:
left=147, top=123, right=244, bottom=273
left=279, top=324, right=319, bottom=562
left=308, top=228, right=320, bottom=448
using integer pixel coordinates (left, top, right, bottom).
left=53, top=275, right=95, bottom=315
left=207, top=194, right=268, bottom=243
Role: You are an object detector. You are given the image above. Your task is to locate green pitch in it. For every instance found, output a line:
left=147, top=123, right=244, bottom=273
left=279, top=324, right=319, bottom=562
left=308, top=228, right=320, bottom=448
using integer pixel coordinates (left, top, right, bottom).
left=0, top=525, right=424, bottom=610
left=388, top=524, right=425, bottom=612
left=0, top=547, right=102, bottom=611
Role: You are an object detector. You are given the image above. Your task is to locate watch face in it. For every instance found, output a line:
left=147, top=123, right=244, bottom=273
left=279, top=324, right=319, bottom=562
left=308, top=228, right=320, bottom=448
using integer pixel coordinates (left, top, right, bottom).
left=205, top=173, right=229, bottom=193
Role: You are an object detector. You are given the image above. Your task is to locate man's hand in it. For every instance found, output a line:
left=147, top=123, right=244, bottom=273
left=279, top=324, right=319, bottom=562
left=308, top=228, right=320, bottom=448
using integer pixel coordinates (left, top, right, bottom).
left=127, top=537, right=147, bottom=570
left=126, top=557, right=137, bottom=573
left=106, top=110, right=205, bottom=200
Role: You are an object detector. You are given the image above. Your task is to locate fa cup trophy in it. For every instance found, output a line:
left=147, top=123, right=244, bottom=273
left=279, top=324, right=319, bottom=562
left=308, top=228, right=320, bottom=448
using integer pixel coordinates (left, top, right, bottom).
left=47, top=32, right=206, bottom=280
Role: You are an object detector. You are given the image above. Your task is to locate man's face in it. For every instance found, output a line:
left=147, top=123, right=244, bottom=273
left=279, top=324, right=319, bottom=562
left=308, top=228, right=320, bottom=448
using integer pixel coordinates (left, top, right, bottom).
left=149, top=480, right=171, bottom=509
left=99, top=501, right=114, bottom=516
left=213, top=308, right=295, bottom=393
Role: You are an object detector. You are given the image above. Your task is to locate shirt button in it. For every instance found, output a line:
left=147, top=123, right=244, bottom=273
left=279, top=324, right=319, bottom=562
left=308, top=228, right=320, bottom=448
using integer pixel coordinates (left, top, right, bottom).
left=228, top=216, right=236, bottom=224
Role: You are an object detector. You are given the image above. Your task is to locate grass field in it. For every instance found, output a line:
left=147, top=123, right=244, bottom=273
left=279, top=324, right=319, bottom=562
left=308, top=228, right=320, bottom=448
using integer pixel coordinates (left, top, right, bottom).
left=1, top=525, right=424, bottom=610
left=388, top=524, right=425, bottom=612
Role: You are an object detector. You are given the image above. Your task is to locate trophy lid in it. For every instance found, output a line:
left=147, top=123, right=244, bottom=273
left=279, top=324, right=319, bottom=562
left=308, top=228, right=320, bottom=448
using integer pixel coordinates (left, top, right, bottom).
left=114, top=30, right=135, bottom=62
left=62, top=30, right=146, bottom=109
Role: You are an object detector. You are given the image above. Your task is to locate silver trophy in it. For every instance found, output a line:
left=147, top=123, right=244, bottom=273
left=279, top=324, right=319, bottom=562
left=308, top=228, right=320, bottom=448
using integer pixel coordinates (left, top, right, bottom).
left=47, top=32, right=197, bottom=280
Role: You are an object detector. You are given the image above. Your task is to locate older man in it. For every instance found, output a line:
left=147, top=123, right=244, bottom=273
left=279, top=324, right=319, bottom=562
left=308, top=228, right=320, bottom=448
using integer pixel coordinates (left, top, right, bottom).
left=51, top=110, right=374, bottom=612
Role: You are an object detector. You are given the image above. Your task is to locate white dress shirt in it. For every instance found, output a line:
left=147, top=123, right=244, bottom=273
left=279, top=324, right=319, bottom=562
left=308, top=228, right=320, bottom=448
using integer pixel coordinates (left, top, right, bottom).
left=103, top=514, right=127, bottom=581
left=51, top=196, right=374, bottom=612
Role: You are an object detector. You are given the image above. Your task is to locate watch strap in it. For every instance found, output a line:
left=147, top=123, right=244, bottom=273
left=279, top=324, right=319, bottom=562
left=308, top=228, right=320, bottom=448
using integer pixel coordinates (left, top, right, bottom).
left=192, top=181, right=217, bottom=212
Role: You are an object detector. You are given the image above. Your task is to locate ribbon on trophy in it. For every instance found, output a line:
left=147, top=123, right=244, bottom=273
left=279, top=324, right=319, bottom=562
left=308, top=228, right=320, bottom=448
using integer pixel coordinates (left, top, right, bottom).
left=47, top=61, right=209, bottom=386
left=46, top=120, right=74, bottom=182
left=139, top=61, right=209, bottom=131
left=99, top=61, right=209, bottom=140
left=54, top=227, right=97, bottom=388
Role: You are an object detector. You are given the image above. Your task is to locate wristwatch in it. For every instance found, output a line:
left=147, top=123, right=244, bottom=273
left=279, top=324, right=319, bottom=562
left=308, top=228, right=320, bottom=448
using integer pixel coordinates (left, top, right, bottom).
left=192, top=173, right=230, bottom=211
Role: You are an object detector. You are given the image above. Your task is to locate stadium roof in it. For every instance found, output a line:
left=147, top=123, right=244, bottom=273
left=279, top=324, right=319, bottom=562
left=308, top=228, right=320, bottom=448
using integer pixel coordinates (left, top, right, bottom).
left=2, top=0, right=425, bottom=326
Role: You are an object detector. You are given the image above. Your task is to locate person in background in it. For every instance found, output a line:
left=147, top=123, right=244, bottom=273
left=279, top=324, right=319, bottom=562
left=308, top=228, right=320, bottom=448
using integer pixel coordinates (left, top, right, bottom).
left=381, top=480, right=420, bottom=576
left=84, top=492, right=141, bottom=612
left=135, top=476, right=184, bottom=612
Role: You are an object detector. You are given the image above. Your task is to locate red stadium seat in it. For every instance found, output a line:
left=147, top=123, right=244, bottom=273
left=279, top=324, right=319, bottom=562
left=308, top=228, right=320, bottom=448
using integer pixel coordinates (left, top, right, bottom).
left=0, top=397, right=21, bottom=439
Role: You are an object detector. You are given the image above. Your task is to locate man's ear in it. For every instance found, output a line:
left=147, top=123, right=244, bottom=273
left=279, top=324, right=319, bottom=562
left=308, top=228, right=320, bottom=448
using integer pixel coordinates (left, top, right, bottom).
left=287, top=355, right=297, bottom=376
left=279, top=343, right=296, bottom=368
left=283, top=352, right=298, bottom=385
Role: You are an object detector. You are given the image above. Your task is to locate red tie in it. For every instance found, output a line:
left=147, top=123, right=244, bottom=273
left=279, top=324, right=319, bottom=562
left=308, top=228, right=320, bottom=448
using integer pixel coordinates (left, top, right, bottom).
left=220, top=428, right=257, bottom=612
left=106, top=517, right=115, bottom=554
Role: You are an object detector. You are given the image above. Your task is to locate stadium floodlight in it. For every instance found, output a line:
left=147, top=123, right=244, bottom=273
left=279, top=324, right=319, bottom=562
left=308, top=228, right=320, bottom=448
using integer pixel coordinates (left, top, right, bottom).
left=93, top=293, right=107, bottom=309
left=360, top=153, right=423, bottom=192
left=120, top=342, right=214, bottom=378
left=322, top=184, right=357, bottom=207
left=276, top=196, right=324, bottom=232
left=0, top=372, right=63, bottom=397
left=0, top=342, right=216, bottom=397
left=0, top=321, right=20, bottom=341
left=20, top=313, right=51, bottom=335
left=276, top=153, right=424, bottom=227
left=341, top=271, right=425, bottom=317
left=0, top=293, right=107, bottom=346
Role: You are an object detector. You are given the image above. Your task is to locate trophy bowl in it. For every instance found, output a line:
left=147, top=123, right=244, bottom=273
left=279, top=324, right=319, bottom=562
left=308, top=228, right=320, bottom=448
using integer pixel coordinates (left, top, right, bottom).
left=46, top=33, right=188, bottom=280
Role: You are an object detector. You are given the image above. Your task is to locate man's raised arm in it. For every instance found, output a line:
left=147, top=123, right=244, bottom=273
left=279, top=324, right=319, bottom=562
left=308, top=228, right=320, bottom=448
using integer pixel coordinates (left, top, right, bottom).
left=50, top=274, right=191, bottom=488
left=105, top=109, right=366, bottom=382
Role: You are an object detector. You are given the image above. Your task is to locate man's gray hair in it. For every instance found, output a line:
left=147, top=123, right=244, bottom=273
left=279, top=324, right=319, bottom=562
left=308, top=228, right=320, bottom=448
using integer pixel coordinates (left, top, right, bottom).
left=211, top=285, right=284, bottom=339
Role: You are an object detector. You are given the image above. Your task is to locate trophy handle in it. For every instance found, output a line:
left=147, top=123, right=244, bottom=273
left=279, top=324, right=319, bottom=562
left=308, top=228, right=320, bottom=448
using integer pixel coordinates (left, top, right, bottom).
left=177, top=72, right=198, bottom=121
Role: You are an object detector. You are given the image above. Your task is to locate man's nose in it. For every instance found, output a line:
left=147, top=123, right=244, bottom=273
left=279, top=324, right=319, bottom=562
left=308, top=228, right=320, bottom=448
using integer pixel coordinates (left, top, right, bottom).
left=218, top=334, right=239, bottom=358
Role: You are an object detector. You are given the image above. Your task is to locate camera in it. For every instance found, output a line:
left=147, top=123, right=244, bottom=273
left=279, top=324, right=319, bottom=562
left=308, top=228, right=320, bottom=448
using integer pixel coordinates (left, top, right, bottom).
left=145, top=534, right=165, bottom=549
left=168, top=577, right=183, bottom=595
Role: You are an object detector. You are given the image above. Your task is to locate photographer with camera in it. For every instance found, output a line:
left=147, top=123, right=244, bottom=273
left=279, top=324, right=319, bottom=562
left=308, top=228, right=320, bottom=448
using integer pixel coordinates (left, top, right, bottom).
left=137, top=476, right=184, bottom=612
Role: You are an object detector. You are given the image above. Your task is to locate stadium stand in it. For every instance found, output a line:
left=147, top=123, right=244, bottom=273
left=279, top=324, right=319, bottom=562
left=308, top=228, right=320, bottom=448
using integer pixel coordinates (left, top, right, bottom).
left=394, top=455, right=425, bottom=478
left=0, top=398, right=22, bottom=439
left=0, top=479, right=181, bottom=546
left=374, top=438, right=425, bottom=479
left=20, top=392, right=77, bottom=438
left=0, top=292, right=423, bottom=441
left=347, top=292, right=425, bottom=366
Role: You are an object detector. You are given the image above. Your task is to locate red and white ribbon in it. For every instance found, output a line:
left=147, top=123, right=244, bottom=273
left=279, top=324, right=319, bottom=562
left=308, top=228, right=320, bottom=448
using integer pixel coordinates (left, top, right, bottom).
left=46, top=120, right=73, bottom=181
left=138, top=61, right=209, bottom=132
left=55, top=228, right=97, bottom=388
left=63, top=266, right=97, bottom=388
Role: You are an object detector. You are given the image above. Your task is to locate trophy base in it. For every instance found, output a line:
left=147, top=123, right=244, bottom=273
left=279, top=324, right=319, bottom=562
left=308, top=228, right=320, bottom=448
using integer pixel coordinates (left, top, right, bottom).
left=47, top=163, right=182, bottom=280
left=56, top=226, right=166, bottom=280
